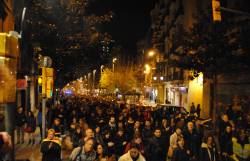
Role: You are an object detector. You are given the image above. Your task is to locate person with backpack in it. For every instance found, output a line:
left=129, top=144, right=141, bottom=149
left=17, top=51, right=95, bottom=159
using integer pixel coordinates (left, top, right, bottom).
left=69, top=138, right=96, bottom=161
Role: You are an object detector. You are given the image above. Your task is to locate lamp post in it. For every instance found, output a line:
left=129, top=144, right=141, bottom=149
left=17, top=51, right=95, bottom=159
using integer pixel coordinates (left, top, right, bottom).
left=25, top=75, right=31, bottom=113
left=88, top=72, right=91, bottom=91
left=93, top=69, right=96, bottom=90
left=112, top=57, right=117, bottom=72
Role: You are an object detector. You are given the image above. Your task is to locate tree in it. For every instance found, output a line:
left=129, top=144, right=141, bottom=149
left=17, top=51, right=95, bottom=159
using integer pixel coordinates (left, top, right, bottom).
left=99, top=66, right=138, bottom=94
left=23, top=0, right=113, bottom=87
left=171, top=13, right=250, bottom=118
left=172, top=14, right=250, bottom=79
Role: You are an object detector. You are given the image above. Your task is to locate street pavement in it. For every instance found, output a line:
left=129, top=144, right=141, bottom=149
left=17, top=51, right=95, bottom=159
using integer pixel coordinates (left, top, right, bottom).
left=15, top=128, right=70, bottom=161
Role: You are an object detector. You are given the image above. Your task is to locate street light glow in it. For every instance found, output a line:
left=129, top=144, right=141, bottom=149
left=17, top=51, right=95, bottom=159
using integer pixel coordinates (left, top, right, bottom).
left=144, top=64, right=151, bottom=74
left=160, top=76, right=164, bottom=80
left=112, top=57, right=117, bottom=63
left=148, top=50, right=155, bottom=57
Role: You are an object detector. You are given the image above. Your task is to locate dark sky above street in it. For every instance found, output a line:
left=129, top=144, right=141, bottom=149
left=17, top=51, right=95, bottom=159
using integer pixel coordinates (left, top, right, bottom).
left=89, top=0, right=157, bottom=55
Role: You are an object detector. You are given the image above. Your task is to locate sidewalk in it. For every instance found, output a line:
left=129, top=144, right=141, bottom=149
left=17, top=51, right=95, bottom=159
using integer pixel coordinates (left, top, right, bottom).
left=15, top=127, right=70, bottom=161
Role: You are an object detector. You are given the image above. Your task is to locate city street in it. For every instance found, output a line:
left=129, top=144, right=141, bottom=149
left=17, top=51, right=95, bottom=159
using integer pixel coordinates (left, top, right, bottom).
left=1, top=0, right=250, bottom=161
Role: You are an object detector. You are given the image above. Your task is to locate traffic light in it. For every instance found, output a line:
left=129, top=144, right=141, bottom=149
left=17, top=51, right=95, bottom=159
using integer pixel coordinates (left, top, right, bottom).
left=212, top=0, right=222, bottom=21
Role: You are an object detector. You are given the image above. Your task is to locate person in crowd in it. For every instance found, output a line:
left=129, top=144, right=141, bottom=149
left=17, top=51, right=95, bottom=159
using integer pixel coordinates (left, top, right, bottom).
left=114, top=129, right=127, bottom=157
left=41, top=129, right=61, bottom=161
left=218, top=114, right=231, bottom=133
left=26, top=111, right=37, bottom=145
left=84, top=128, right=95, bottom=141
left=196, top=104, right=201, bottom=118
left=72, top=126, right=83, bottom=148
left=190, top=102, right=196, bottom=114
left=133, top=120, right=142, bottom=137
left=15, top=107, right=26, bottom=144
left=104, top=116, right=117, bottom=138
left=170, top=128, right=182, bottom=149
left=0, top=132, right=12, bottom=161
left=199, top=135, right=219, bottom=161
left=124, top=134, right=145, bottom=156
left=118, top=142, right=146, bottom=161
left=69, top=138, right=96, bottom=161
left=220, top=125, right=234, bottom=160
left=172, top=137, right=190, bottom=161
left=37, top=107, right=43, bottom=142
left=183, top=121, right=200, bottom=160
left=145, top=127, right=167, bottom=161
left=96, top=144, right=108, bottom=161
left=168, top=127, right=182, bottom=159
left=95, top=126, right=104, bottom=145
left=232, top=129, right=250, bottom=161
left=102, top=130, right=115, bottom=157
left=142, top=120, right=153, bottom=144
left=52, top=118, right=63, bottom=137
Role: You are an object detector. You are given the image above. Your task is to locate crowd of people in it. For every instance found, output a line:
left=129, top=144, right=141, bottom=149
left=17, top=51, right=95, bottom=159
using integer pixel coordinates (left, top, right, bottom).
left=15, top=95, right=250, bottom=161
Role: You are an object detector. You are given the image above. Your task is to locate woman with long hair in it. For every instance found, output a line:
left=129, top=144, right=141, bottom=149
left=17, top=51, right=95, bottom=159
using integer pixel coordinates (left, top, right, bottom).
left=199, top=134, right=219, bottom=161
left=96, top=144, right=108, bottom=161
left=172, top=137, right=190, bottom=161
left=26, top=111, right=36, bottom=145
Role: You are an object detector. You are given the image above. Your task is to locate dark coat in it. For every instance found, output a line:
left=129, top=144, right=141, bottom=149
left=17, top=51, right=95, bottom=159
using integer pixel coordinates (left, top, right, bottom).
left=15, top=112, right=26, bottom=127
left=142, top=127, right=153, bottom=143
left=183, top=129, right=200, bottom=158
left=41, top=139, right=61, bottom=161
left=26, top=115, right=36, bottom=132
left=199, top=143, right=218, bottom=161
left=172, top=147, right=190, bottom=161
left=145, top=136, right=167, bottom=161
left=72, top=131, right=83, bottom=148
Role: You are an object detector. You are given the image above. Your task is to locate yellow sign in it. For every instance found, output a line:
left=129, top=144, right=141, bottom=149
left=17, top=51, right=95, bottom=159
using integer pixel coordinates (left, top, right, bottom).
left=212, top=0, right=222, bottom=21
left=41, top=67, right=54, bottom=98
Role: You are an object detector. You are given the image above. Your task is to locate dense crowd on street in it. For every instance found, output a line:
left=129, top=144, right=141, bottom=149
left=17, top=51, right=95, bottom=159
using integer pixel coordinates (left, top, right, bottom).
left=12, top=95, right=250, bottom=161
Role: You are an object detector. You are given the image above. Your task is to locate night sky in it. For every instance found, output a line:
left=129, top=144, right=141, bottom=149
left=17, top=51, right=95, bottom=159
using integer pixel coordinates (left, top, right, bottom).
left=89, top=0, right=157, bottom=55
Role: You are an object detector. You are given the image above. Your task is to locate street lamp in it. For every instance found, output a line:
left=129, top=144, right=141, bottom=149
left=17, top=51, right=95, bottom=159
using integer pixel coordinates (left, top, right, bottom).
left=100, top=65, right=104, bottom=73
left=144, top=64, right=151, bottom=74
left=112, top=57, right=117, bottom=72
left=88, top=72, right=91, bottom=90
left=93, top=69, right=96, bottom=90
left=148, top=50, right=156, bottom=57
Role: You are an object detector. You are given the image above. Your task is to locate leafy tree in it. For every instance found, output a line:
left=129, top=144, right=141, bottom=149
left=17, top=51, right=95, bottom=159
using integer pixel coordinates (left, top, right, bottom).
left=99, top=66, right=138, bottom=93
left=172, top=14, right=250, bottom=79
left=23, top=0, right=113, bottom=87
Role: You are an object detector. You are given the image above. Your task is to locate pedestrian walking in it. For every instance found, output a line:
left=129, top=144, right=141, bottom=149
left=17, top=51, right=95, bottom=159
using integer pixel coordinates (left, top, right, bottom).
left=118, top=142, right=145, bottom=161
left=15, top=107, right=26, bottom=144
left=69, top=138, right=96, bottom=161
left=172, top=137, right=190, bottom=161
left=25, top=111, right=36, bottom=145
left=199, top=135, right=219, bottom=161
left=41, top=129, right=61, bottom=161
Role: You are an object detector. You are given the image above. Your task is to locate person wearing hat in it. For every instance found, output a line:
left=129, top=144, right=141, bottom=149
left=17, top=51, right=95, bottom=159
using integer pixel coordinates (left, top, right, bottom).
left=41, top=129, right=61, bottom=161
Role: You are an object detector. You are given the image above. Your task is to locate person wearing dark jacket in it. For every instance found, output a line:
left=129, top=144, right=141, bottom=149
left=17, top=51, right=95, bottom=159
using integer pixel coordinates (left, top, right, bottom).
left=199, top=135, right=219, bottom=161
left=72, top=126, right=83, bottom=148
left=114, top=129, right=127, bottom=157
left=26, top=111, right=36, bottom=145
left=15, top=107, right=26, bottom=144
left=145, top=127, right=167, bottom=161
left=219, top=125, right=233, bottom=160
left=142, top=120, right=153, bottom=144
left=183, top=122, right=200, bottom=160
left=172, top=137, right=190, bottom=161
left=41, top=129, right=61, bottom=161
